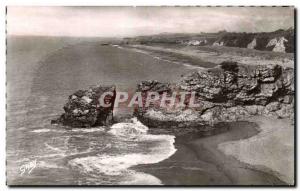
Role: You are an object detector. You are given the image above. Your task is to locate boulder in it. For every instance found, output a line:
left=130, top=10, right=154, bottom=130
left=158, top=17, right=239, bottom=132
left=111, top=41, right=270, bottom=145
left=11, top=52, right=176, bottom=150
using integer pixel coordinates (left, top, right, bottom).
left=52, top=85, right=116, bottom=128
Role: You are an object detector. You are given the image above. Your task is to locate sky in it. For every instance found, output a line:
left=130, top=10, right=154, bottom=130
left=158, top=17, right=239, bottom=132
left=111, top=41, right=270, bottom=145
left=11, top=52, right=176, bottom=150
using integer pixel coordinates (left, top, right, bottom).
left=7, top=6, right=294, bottom=37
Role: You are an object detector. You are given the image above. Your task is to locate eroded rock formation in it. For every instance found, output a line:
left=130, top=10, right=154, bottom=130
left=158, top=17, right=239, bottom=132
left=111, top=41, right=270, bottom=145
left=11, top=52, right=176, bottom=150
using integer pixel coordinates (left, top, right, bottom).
left=266, top=37, right=288, bottom=52
left=52, top=85, right=116, bottom=128
left=134, top=62, right=294, bottom=128
left=247, top=38, right=257, bottom=49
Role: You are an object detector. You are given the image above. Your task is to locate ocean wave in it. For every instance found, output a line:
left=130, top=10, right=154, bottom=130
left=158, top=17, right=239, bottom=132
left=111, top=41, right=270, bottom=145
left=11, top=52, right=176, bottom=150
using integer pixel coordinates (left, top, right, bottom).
left=31, top=127, right=105, bottom=133
left=45, top=143, right=65, bottom=152
left=35, top=153, right=66, bottom=159
left=131, top=48, right=150, bottom=55
left=123, top=46, right=204, bottom=70
left=108, top=117, right=148, bottom=139
left=183, top=63, right=204, bottom=69
left=31, top=129, right=52, bottom=133
left=69, top=118, right=176, bottom=185
left=38, top=161, right=66, bottom=169
left=120, top=171, right=162, bottom=185
left=71, top=127, right=105, bottom=133
left=31, top=128, right=67, bottom=133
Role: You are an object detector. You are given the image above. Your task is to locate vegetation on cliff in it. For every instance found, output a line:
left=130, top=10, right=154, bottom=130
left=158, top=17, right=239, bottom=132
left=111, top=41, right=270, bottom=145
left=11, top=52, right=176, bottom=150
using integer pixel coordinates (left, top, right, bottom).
left=122, top=28, right=294, bottom=53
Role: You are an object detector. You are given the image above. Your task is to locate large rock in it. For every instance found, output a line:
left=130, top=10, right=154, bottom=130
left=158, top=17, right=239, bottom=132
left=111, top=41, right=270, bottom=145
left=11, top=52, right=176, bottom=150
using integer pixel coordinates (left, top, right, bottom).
left=52, top=85, right=116, bottom=128
left=134, top=62, right=294, bottom=128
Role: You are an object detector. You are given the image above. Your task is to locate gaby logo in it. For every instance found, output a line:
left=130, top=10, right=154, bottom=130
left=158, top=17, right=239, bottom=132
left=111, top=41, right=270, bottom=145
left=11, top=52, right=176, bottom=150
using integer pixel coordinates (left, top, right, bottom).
left=99, top=91, right=200, bottom=108
left=19, top=159, right=37, bottom=176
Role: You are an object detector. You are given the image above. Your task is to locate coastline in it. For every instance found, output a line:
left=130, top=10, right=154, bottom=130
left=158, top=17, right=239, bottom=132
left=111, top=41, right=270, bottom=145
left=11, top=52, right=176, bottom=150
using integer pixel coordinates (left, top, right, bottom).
left=117, top=43, right=294, bottom=185
left=218, top=116, right=294, bottom=185
left=133, top=118, right=291, bottom=185
left=120, top=44, right=294, bottom=68
left=116, top=44, right=217, bottom=69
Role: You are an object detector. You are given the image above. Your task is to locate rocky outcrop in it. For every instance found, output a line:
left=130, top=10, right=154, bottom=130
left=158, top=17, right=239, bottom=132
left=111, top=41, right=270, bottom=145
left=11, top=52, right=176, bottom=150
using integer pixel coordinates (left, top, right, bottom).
left=52, top=85, right=116, bottom=128
left=274, top=37, right=288, bottom=52
left=266, top=37, right=288, bottom=52
left=247, top=38, right=257, bottom=49
left=134, top=62, right=294, bottom=128
left=213, top=41, right=224, bottom=46
left=187, top=39, right=208, bottom=46
left=187, top=40, right=200, bottom=46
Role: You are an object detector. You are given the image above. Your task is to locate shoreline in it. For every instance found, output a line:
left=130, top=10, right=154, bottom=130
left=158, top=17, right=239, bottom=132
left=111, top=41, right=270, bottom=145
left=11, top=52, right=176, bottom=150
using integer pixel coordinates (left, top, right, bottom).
left=116, top=44, right=217, bottom=69
left=133, top=118, right=291, bottom=185
left=113, top=43, right=294, bottom=185
left=120, top=44, right=294, bottom=68
left=218, top=116, right=294, bottom=185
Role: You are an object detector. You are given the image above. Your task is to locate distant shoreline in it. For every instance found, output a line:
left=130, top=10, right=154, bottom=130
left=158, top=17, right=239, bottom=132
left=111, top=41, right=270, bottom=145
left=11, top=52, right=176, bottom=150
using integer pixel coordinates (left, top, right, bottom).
left=118, top=43, right=294, bottom=68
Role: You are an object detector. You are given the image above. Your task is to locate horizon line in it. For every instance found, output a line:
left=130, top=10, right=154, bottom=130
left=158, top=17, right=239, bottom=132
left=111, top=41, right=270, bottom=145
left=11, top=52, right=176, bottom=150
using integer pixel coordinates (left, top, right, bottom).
left=7, top=27, right=294, bottom=39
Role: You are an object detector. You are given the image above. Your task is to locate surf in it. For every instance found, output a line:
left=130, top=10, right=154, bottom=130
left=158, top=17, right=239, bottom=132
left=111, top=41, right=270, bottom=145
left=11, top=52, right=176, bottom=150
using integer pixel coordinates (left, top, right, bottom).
left=68, top=118, right=177, bottom=185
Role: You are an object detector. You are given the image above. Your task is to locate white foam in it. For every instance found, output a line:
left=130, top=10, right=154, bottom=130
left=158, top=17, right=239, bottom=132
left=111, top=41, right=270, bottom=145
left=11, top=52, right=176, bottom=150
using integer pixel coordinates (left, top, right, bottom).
left=71, top=127, right=105, bottom=133
left=108, top=117, right=148, bottom=139
left=113, top=45, right=124, bottom=49
left=45, top=143, right=65, bottom=152
left=35, top=153, right=66, bottom=159
left=31, top=127, right=105, bottom=134
left=38, top=161, right=66, bottom=169
left=120, top=171, right=162, bottom=185
left=31, top=128, right=52, bottom=133
left=69, top=147, right=175, bottom=176
left=31, top=128, right=67, bottom=133
left=183, top=63, right=204, bottom=69
left=69, top=118, right=177, bottom=185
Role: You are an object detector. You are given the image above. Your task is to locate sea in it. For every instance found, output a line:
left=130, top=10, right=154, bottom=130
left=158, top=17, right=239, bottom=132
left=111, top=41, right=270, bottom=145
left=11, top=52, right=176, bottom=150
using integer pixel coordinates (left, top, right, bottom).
left=6, top=36, right=197, bottom=185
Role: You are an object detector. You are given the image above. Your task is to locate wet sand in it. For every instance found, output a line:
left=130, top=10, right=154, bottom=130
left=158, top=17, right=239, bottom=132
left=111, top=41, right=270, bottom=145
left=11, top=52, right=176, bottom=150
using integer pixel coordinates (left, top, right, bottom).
left=133, top=121, right=287, bottom=185
left=219, top=116, right=294, bottom=185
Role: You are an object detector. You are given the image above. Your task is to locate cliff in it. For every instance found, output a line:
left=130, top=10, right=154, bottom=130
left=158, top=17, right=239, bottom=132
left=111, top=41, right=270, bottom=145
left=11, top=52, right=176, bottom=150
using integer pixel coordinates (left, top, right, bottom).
left=213, top=29, right=294, bottom=53
left=122, top=28, right=294, bottom=53
left=134, top=62, right=294, bottom=128
left=51, top=85, right=116, bottom=128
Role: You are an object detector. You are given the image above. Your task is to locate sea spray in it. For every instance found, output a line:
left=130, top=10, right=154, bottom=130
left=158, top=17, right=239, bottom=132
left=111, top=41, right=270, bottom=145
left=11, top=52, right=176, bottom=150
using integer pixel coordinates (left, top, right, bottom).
left=68, top=118, right=177, bottom=185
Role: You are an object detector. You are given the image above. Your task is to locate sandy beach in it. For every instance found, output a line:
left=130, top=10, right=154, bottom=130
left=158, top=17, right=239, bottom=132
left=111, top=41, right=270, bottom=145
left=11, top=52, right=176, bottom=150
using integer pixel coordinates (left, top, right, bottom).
left=134, top=118, right=292, bottom=185
left=219, top=116, right=294, bottom=185
left=120, top=43, right=295, bottom=185
left=123, top=44, right=294, bottom=68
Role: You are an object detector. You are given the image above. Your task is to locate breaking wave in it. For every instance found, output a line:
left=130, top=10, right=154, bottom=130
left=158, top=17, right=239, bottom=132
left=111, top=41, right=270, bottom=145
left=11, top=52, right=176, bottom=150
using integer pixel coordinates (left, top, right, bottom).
left=68, top=118, right=176, bottom=185
left=31, top=127, right=105, bottom=133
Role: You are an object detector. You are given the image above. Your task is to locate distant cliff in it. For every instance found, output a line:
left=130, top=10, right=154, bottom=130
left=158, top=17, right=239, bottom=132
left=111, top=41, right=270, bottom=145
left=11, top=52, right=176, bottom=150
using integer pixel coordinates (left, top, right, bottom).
left=122, top=28, right=294, bottom=53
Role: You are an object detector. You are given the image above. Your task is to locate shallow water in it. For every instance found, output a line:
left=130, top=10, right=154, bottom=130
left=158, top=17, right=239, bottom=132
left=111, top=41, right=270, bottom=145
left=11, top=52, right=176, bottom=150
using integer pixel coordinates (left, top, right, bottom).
left=6, top=36, right=197, bottom=185
left=136, top=122, right=287, bottom=185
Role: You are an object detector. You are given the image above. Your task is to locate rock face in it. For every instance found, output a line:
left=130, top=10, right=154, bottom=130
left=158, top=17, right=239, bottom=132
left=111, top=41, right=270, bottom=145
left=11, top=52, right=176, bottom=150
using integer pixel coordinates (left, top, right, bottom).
left=266, top=37, right=288, bottom=53
left=247, top=38, right=257, bottom=49
left=213, top=41, right=224, bottom=46
left=52, top=85, right=116, bottom=128
left=134, top=62, right=294, bottom=128
left=124, top=28, right=294, bottom=53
